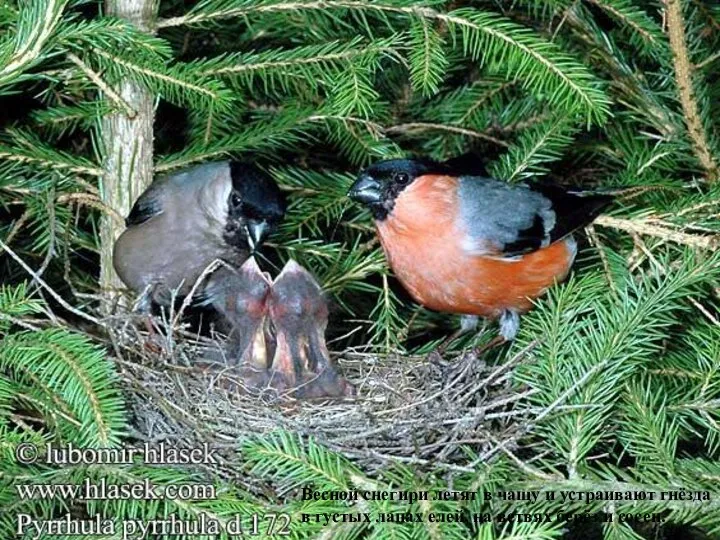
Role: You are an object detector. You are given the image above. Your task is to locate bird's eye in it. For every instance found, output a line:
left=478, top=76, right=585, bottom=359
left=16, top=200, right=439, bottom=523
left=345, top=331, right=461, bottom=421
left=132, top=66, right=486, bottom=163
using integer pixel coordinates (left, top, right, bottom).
left=395, top=172, right=410, bottom=185
left=231, top=193, right=242, bottom=207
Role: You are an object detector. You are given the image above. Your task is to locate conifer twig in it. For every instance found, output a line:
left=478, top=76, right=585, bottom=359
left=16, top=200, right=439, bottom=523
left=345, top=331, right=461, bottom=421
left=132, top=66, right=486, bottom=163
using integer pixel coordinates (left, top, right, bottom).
left=476, top=358, right=610, bottom=464
left=0, top=237, right=101, bottom=325
left=594, top=215, right=720, bottom=249
left=689, top=298, right=720, bottom=327
left=586, top=224, right=618, bottom=299
left=4, top=209, right=31, bottom=247
left=664, top=0, right=719, bottom=182
left=385, top=122, right=508, bottom=146
left=56, top=193, right=126, bottom=225
left=586, top=0, right=659, bottom=45
left=0, top=0, right=66, bottom=87
left=67, top=53, right=136, bottom=118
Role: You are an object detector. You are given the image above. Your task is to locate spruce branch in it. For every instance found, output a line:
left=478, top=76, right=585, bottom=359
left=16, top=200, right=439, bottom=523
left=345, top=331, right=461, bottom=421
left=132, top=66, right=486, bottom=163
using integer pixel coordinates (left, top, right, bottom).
left=327, top=62, right=379, bottom=118
left=0, top=0, right=68, bottom=88
left=408, top=17, right=447, bottom=97
left=442, top=7, right=609, bottom=124
left=192, top=36, right=401, bottom=96
left=385, top=122, right=508, bottom=146
left=664, top=0, right=719, bottom=182
left=158, top=1, right=610, bottom=122
left=243, top=431, right=362, bottom=491
left=66, top=52, right=136, bottom=118
left=368, top=273, right=406, bottom=351
left=490, top=116, right=578, bottom=181
left=0, top=237, right=101, bottom=326
left=619, top=379, right=679, bottom=472
left=316, top=116, right=402, bottom=164
left=90, top=47, right=235, bottom=110
left=29, top=101, right=115, bottom=137
left=157, top=0, right=327, bottom=29
left=0, top=283, right=43, bottom=333
left=155, top=107, right=315, bottom=171
left=0, top=329, right=127, bottom=447
left=455, top=81, right=516, bottom=127
left=584, top=0, right=665, bottom=51
left=594, top=215, right=720, bottom=250
left=0, top=130, right=103, bottom=177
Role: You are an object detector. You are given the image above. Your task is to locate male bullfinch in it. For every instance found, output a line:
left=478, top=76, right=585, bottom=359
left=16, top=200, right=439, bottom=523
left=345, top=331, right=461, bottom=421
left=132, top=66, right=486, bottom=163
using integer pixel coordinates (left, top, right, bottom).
left=348, top=158, right=613, bottom=342
left=267, top=260, right=354, bottom=398
left=113, top=161, right=286, bottom=312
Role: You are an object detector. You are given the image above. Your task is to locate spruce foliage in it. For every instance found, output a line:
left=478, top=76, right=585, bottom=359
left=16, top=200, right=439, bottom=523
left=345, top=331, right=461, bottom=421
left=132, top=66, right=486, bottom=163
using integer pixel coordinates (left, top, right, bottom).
left=1, top=0, right=720, bottom=538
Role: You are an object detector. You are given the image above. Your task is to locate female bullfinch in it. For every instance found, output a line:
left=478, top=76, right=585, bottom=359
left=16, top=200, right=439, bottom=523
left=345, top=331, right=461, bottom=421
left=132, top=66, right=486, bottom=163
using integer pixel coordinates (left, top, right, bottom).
left=347, top=158, right=613, bottom=341
left=113, top=161, right=286, bottom=312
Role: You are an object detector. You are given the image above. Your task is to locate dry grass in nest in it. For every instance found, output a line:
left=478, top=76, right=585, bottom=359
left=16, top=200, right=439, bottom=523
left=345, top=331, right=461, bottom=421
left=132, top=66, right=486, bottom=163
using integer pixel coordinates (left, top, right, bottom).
left=106, top=311, right=541, bottom=475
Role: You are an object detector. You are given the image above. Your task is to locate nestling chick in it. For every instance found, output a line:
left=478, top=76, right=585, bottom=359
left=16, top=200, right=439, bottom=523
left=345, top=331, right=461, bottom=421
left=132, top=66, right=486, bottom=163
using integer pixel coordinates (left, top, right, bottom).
left=348, top=158, right=613, bottom=342
left=201, top=258, right=273, bottom=389
left=267, top=260, right=354, bottom=399
left=113, top=161, right=286, bottom=311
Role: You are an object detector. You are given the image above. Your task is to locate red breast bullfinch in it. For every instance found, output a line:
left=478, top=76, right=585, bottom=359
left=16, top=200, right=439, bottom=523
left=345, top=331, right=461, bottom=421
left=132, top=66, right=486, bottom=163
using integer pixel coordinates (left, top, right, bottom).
left=347, top=158, right=613, bottom=342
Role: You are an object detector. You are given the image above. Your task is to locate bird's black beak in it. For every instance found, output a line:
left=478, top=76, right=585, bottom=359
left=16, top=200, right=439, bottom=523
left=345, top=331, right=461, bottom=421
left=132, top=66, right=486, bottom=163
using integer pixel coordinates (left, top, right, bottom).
left=348, top=174, right=383, bottom=205
left=246, top=219, right=270, bottom=252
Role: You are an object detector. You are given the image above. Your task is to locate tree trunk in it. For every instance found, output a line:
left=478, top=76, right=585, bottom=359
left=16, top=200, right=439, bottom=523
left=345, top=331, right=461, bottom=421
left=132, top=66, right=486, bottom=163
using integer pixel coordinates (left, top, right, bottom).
left=99, top=0, right=157, bottom=309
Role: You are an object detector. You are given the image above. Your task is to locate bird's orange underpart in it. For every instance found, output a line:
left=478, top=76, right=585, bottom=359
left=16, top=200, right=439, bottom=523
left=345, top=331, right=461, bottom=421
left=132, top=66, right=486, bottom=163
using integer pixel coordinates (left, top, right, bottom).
left=376, top=174, right=574, bottom=318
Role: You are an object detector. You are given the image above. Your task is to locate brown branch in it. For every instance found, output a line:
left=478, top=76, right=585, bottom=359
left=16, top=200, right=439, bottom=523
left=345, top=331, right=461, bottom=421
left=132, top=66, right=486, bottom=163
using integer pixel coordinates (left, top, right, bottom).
left=4, top=209, right=31, bottom=246
left=56, top=192, right=126, bottom=225
left=67, top=53, right=136, bottom=118
left=665, top=0, right=719, bottom=182
left=0, top=237, right=102, bottom=326
left=594, top=214, right=720, bottom=250
left=385, top=122, right=509, bottom=146
left=100, top=0, right=158, bottom=311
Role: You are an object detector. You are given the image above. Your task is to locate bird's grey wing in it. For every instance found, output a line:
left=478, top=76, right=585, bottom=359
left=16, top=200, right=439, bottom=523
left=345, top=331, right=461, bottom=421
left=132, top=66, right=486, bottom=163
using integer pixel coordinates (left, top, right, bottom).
left=458, top=176, right=612, bottom=258
left=125, top=178, right=170, bottom=227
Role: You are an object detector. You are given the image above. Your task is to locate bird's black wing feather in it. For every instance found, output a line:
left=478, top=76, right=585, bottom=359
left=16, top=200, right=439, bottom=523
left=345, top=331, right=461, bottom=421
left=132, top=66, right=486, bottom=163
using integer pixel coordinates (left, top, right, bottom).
left=501, top=213, right=546, bottom=255
left=528, top=182, right=614, bottom=244
left=125, top=181, right=166, bottom=227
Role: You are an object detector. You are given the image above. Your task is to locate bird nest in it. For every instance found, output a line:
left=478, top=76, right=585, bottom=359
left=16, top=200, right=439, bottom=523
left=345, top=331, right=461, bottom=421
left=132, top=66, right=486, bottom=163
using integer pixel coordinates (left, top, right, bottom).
left=107, top=311, right=539, bottom=474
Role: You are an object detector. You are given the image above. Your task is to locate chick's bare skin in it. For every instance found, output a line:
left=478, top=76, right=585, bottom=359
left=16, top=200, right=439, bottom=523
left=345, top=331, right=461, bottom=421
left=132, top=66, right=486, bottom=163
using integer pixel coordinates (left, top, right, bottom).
left=203, top=259, right=273, bottom=390
left=267, top=260, right=354, bottom=399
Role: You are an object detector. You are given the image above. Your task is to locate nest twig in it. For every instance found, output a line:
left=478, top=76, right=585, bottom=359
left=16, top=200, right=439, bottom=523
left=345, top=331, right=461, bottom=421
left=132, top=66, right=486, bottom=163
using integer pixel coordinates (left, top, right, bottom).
left=107, top=309, right=541, bottom=474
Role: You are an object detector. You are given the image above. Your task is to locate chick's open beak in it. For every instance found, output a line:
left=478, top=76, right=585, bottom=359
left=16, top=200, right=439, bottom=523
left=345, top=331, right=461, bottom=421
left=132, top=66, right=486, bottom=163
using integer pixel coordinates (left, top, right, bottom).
left=348, top=175, right=383, bottom=205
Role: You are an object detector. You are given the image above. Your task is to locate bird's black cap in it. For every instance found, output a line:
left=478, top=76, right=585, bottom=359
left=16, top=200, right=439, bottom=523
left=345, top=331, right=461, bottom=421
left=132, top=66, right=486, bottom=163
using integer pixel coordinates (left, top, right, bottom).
left=229, top=162, right=287, bottom=223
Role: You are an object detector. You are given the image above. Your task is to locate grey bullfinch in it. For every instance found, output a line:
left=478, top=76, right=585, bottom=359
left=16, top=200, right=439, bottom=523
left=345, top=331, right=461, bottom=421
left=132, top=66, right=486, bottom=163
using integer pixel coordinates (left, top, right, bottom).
left=113, top=160, right=286, bottom=312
